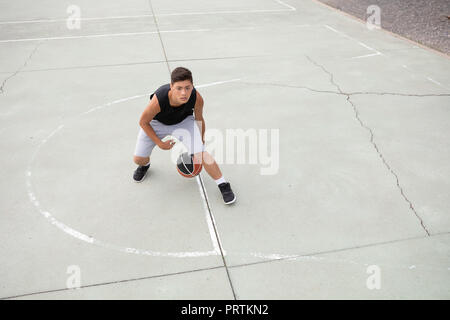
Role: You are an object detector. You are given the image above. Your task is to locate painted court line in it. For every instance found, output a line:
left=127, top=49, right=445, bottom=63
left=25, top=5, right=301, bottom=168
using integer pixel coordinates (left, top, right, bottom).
left=323, top=24, right=448, bottom=88
left=273, top=0, right=297, bottom=11
left=1, top=23, right=299, bottom=43
left=324, top=24, right=383, bottom=57
left=0, top=22, right=310, bottom=43
left=351, top=52, right=382, bottom=59
left=426, top=77, right=446, bottom=87
left=155, top=8, right=293, bottom=17
left=196, top=176, right=221, bottom=255
left=244, top=252, right=450, bottom=272
left=402, top=65, right=449, bottom=89
left=26, top=79, right=240, bottom=258
left=196, top=78, right=241, bottom=88
left=0, top=0, right=295, bottom=25
left=0, top=29, right=210, bottom=43
left=0, top=14, right=157, bottom=24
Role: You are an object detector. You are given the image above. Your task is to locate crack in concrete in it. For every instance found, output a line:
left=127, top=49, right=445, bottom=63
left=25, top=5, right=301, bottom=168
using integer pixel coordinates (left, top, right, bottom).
left=0, top=41, right=42, bottom=95
left=147, top=0, right=171, bottom=75
left=253, top=55, right=434, bottom=236
left=348, top=91, right=450, bottom=97
left=242, top=55, right=449, bottom=98
left=146, top=0, right=238, bottom=300
left=241, top=81, right=450, bottom=98
left=240, top=81, right=341, bottom=95
left=305, top=54, right=431, bottom=236
left=0, top=55, right=264, bottom=74
left=306, top=55, right=344, bottom=93
left=228, top=232, right=450, bottom=272
left=1, top=265, right=226, bottom=300
left=344, top=94, right=430, bottom=236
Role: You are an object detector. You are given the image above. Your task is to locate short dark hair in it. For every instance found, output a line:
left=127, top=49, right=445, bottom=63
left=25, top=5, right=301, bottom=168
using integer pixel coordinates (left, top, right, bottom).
left=171, top=67, right=193, bottom=84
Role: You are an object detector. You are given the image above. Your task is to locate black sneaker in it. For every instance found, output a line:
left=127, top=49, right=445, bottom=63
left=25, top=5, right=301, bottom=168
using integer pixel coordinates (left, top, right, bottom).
left=218, top=182, right=236, bottom=205
left=133, top=164, right=150, bottom=182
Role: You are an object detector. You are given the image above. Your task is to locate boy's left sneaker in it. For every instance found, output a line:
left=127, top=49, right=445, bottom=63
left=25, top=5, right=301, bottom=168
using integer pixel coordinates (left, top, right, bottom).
left=218, top=182, right=236, bottom=205
left=133, top=164, right=150, bottom=182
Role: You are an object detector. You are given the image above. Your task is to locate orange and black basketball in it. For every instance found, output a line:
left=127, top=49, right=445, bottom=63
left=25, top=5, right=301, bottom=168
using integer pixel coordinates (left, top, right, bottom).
left=176, top=152, right=202, bottom=178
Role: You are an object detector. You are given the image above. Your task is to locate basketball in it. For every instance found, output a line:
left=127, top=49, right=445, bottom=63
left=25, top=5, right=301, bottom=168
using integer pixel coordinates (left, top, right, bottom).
left=176, top=152, right=202, bottom=178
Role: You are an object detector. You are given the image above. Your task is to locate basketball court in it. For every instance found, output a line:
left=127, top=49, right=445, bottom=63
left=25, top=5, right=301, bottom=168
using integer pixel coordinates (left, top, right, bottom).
left=0, top=0, right=449, bottom=299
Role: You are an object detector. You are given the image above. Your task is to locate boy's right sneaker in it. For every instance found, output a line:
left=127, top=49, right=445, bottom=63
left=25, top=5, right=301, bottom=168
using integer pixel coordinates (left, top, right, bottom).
left=133, top=164, right=150, bottom=182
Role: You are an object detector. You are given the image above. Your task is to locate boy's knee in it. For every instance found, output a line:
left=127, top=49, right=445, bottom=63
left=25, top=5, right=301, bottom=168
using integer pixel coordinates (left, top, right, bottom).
left=133, top=155, right=149, bottom=166
left=193, top=151, right=207, bottom=159
left=193, top=151, right=215, bottom=165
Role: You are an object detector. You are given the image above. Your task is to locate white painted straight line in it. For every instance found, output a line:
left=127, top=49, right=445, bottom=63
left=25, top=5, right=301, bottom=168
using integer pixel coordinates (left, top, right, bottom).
left=0, top=23, right=313, bottom=43
left=0, top=31, right=157, bottom=43
left=194, top=79, right=241, bottom=255
left=426, top=77, right=443, bottom=86
left=325, top=24, right=361, bottom=43
left=157, top=9, right=293, bottom=16
left=0, top=29, right=211, bottom=43
left=427, top=77, right=450, bottom=89
left=273, top=0, right=297, bottom=11
left=245, top=252, right=450, bottom=272
left=0, top=7, right=295, bottom=25
left=41, top=124, right=64, bottom=144
left=324, top=24, right=383, bottom=56
left=162, top=28, right=211, bottom=33
left=323, top=25, right=448, bottom=90
left=0, top=22, right=302, bottom=43
left=0, top=24, right=310, bottom=43
left=357, top=41, right=377, bottom=52
left=196, top=78, right=241, bottom=88
left=250, top=252, right=299, bottom=260
left=360, top=45, right=383, bottom=56
left=0, top=14, right=155, bottom=24
left=196, top=176, right=221, bottom=255
left=324, top=24, right=349, bottom=38
left=403, top=65, right=449, bottom=89
left=350, top=52, right=382, bottom=59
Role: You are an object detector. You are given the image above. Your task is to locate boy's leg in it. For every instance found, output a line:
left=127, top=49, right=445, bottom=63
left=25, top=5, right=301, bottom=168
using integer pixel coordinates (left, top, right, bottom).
left=132, top=121, right=169, bottom=182
left=193, top=151, right=222, bottom=180
left=172, top=116, right=236, bottom=204
left=134, top=155, right=150, bottom=166
left=195, top=150, right=235, bottom=204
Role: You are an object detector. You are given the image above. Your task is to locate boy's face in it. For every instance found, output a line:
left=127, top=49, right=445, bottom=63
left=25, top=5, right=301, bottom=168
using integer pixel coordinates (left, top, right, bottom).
left=170, top=80, right=193, bottom=104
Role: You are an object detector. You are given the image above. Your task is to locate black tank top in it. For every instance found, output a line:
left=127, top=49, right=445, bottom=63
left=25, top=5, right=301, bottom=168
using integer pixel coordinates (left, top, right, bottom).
left=150, top=83, right=197, bottom=125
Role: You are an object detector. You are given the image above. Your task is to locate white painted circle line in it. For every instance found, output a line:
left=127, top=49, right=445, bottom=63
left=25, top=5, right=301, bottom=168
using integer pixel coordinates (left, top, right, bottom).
left=26, top=80, right=241, bottom=258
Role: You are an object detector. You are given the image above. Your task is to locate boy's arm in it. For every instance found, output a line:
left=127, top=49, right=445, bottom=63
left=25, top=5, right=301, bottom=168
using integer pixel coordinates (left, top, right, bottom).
left=194, top=90, right=205, bottom=143
left=139, top=95, right=164, bottom=147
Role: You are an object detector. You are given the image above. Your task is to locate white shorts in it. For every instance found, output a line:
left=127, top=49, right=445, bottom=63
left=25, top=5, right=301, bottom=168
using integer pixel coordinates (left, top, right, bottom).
left=134, top=115, right=205, bottom=157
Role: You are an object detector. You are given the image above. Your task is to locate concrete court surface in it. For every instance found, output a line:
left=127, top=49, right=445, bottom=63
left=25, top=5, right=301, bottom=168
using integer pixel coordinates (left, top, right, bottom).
left=0, top=0, right=449, bottom=300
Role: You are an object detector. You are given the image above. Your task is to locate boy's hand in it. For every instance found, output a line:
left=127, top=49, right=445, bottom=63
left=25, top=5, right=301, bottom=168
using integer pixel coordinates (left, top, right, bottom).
left=158, top=139, right=175, bottom=150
